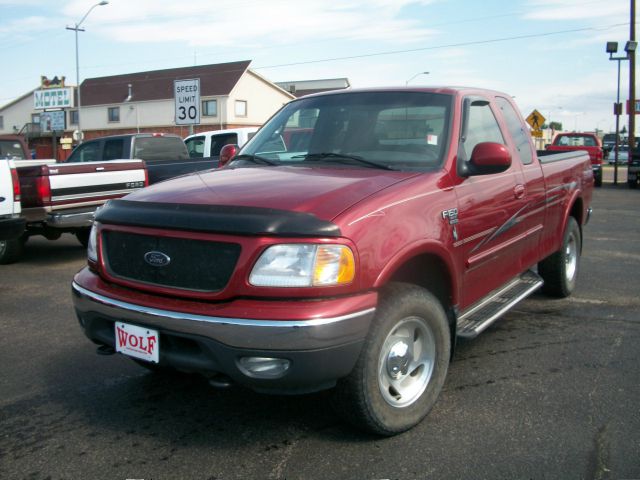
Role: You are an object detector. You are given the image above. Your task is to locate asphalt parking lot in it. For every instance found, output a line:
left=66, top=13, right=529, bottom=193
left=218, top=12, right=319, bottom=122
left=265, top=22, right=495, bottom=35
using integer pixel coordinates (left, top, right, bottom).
left=1, top=183, right=639, bottom=480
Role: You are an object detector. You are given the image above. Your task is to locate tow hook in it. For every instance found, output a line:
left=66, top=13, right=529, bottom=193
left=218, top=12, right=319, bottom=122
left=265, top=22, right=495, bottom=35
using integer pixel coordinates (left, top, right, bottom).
left=208, top=374, right=233, bottom=389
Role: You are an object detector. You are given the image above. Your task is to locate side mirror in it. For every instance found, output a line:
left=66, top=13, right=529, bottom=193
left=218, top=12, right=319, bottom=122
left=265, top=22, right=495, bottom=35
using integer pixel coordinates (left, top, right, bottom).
left=467, top=142, right=511, bottom=176
left=219, top=144, right=239, bottom=168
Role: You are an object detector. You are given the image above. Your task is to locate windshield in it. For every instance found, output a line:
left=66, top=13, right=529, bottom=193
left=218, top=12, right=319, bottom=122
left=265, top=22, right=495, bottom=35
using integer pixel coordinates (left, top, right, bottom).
left=240, top=91, right=452, bottom=171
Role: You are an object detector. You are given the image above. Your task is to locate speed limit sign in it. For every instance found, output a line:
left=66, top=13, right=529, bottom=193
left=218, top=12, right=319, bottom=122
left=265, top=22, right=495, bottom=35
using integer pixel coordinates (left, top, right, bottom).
left=174, top=78, right=200, bottom=125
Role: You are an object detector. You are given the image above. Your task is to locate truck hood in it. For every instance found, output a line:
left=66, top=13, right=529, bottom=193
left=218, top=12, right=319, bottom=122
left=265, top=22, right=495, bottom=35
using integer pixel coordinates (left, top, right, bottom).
left=124, top=166, right=417, bottom=221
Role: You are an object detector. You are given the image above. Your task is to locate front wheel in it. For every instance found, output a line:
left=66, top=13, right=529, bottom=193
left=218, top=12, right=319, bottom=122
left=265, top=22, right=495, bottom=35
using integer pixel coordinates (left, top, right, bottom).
left=538, top=217, right=581, bottom=298
left=332, top=283, right=451, bottom=436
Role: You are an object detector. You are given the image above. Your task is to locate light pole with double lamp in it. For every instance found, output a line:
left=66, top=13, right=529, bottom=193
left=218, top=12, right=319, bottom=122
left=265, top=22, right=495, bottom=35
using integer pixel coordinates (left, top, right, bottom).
left=66, top=1, right=109, bottom=144
left=606, top=40, right=637, bottom=185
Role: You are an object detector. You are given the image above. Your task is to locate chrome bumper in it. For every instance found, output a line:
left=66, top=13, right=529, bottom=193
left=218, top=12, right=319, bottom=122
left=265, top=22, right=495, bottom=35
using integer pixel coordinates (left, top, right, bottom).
left=47, top=210, right=95, bottom=228
left=72, top=282, right=375, bottom=351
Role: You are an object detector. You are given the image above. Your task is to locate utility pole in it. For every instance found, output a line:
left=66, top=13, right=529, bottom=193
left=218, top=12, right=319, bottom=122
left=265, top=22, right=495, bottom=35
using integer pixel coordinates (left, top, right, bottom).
left=629, top=0, right=636, bottom=150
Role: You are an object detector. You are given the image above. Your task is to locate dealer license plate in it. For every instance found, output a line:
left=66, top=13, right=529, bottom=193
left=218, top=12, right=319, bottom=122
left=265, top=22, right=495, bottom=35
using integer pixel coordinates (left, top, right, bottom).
left=114, top=322, right=160, bottom=363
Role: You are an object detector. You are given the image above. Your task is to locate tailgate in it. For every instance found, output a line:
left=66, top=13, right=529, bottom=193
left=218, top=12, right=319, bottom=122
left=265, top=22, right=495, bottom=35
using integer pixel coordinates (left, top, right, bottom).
left=48, top=160, right=146, bottom=209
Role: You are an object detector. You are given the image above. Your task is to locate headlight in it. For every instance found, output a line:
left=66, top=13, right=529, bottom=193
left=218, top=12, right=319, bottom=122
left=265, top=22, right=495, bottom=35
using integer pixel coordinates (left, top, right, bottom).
left=249, top=244, right=355, bottom=287
left=87, top=222, right=98, bottom=263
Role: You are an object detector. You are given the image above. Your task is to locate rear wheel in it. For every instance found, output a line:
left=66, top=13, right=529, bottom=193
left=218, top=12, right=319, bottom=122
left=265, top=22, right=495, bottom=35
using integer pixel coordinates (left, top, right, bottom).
left=0, top=238, right=24, bottom=264
left=332, top=283, right=450, bottom=436
left=629, top=179, right=638, bottom=189
left=75, top=228, right=91, bottom=248
left=538, top=217, right=581, bottom=298
left=594, top=172, right=602, bottom=187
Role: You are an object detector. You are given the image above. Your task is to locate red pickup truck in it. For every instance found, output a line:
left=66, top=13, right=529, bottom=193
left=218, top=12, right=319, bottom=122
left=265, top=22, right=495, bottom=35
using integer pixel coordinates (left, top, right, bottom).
left=72, top=87, right=593, bottom=435
left=546, top=132, right=604, bottom=186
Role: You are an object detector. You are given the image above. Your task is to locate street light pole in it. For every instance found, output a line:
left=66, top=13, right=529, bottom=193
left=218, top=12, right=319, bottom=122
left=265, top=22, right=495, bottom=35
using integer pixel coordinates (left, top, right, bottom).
left=66, top=1, right=108, bottom=144
left=606, top=40, right=637, bottom=185
left=405, top=71, right=429, bottom=86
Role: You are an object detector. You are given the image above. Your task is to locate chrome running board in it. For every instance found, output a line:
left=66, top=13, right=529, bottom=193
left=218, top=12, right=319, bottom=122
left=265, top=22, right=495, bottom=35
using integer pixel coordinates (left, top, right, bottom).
left=457, top=270, right=543, bottom=339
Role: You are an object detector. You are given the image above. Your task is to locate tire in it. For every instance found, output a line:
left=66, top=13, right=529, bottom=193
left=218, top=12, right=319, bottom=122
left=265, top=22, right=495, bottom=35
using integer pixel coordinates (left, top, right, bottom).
left=0, top=238, right=24, bottom=264
left=538, top=217, right=581, bottom=298
left=75, top=228, right=91, bottom=248
left=629, top=179, right=638, bottom=189
left=594, top=173, right=602, bottom=187
left=331, top=283, right=451, bottom=436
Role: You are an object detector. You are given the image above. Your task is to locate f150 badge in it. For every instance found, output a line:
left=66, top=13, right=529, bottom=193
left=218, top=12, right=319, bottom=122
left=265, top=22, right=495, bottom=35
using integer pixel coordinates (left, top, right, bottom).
left=442, top=208, right=458, bottom=225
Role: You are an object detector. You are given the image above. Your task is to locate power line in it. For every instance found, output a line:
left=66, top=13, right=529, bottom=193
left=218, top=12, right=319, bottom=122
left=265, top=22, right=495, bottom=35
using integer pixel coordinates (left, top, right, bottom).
left=254, top=22, right=630, bottom=70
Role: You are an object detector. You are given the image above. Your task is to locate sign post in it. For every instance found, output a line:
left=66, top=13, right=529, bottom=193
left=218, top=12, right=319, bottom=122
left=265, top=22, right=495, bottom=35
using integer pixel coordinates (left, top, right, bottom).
left=174, top=79, right=201, bottom=130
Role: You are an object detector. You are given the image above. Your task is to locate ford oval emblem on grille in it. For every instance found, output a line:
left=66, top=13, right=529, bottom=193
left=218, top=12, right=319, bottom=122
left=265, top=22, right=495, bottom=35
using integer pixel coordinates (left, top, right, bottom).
left=144, top=251, right=171, bottom=267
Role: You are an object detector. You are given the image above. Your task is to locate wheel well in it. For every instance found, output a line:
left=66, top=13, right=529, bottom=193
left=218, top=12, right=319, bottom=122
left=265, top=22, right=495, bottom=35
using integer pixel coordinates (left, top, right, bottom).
left=387, top=254, right=453, bottom=314
left=570, top=197, right=583, bottom=225
left=387, top=254, right=456, bottom=354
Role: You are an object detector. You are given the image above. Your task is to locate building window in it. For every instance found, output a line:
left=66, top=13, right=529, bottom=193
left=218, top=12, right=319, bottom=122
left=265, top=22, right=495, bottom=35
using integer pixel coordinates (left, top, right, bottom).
left=69, top=110, right=79, bottom=126
left=108, top=107, right=120, bottom=123
left=0, top=115, right=3, bottom=130
left=202, top=99, right=217, bottom=117
left=235, top=100, right=247, bottom=117
left=31, top=113, right=40, bottom=125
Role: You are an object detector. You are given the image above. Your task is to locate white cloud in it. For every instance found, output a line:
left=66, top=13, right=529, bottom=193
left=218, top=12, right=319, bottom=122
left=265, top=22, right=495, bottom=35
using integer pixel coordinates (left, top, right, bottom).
left=524, top=0, right=628, bottom=21
left=59, top=0, right=438, bottom=48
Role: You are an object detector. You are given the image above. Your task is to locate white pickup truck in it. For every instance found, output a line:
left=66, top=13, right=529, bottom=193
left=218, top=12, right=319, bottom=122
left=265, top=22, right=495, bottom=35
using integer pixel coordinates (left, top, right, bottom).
left=184, top=127, right=259, bottom=164
left=0, top=159, right=26, bottom=262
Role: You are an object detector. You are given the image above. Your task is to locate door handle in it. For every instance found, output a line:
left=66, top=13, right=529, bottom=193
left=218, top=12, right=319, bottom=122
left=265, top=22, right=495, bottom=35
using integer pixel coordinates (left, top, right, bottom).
left=514, top=184, right=525, bottom=199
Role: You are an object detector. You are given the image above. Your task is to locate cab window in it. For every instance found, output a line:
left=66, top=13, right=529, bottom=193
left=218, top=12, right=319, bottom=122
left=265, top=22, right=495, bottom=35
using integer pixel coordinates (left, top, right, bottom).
left=496, top=97, right=533, bottom=165
left=67, top=141, right=100, bottom=162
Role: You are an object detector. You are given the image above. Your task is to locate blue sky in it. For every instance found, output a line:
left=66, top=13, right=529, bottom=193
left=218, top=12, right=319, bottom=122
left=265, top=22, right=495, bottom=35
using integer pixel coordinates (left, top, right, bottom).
left=0, top=0, right=634, bottom=133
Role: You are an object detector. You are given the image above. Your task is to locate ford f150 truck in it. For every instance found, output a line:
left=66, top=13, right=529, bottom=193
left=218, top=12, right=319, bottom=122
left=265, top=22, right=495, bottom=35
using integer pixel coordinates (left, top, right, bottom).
left=72, top=87, right=593, bottom=435
left=65, top=133, right=216, bottom=184
left=546, top=132, right=603, bottom=186
left=3, top=159, right=147, bottom=263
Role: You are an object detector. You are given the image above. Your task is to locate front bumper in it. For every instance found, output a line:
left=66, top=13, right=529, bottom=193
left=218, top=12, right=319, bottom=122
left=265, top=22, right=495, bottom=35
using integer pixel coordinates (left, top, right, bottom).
left=72, top=280, right=376, bottom=394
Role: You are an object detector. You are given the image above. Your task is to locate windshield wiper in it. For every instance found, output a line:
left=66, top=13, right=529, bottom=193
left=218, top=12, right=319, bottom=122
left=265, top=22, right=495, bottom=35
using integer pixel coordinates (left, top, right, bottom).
left=230, top=154, right=279, bottom=166
left=293, top=152, right=396, bottom=170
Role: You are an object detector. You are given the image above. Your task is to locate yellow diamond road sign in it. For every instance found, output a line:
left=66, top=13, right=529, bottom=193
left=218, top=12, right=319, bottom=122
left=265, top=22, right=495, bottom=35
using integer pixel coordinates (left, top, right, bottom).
left=526, top=110, right=546, bottom=130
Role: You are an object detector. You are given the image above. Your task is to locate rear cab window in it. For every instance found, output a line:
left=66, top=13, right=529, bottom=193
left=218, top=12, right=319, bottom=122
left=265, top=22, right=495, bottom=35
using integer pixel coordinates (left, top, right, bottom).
left=132, top=136, right=189, bottom=162
left=0, top=140, right=26, bottom=160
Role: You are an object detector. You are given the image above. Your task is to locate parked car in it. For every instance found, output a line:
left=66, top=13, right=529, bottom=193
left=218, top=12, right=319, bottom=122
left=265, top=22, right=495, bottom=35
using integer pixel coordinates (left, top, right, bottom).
left=608, top=145, right=629, bottom=164
left=0, top=136, right=149, bottom=264
left=3, top=159, right=148, bottom=264
left=65, top=133, right=215, bottom=184
left=0, top=159, right=26, bottom=262
left=184, top=127, right=259, bottom=164
left=546, top=132, right=604, bottom=186
left=73, top=87, right=593, bottom=435
left=602, top=133, right=620, bottom=157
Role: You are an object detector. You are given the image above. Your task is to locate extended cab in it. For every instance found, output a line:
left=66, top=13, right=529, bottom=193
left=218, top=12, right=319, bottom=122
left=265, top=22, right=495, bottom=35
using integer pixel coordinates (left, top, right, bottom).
left=546, top=132, right=604, bottom=186
left=184, top=127, right=259, bottom=165
left=65, top=133, right=213, bottom=184
left=72, top=88, right=593, bottom=435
